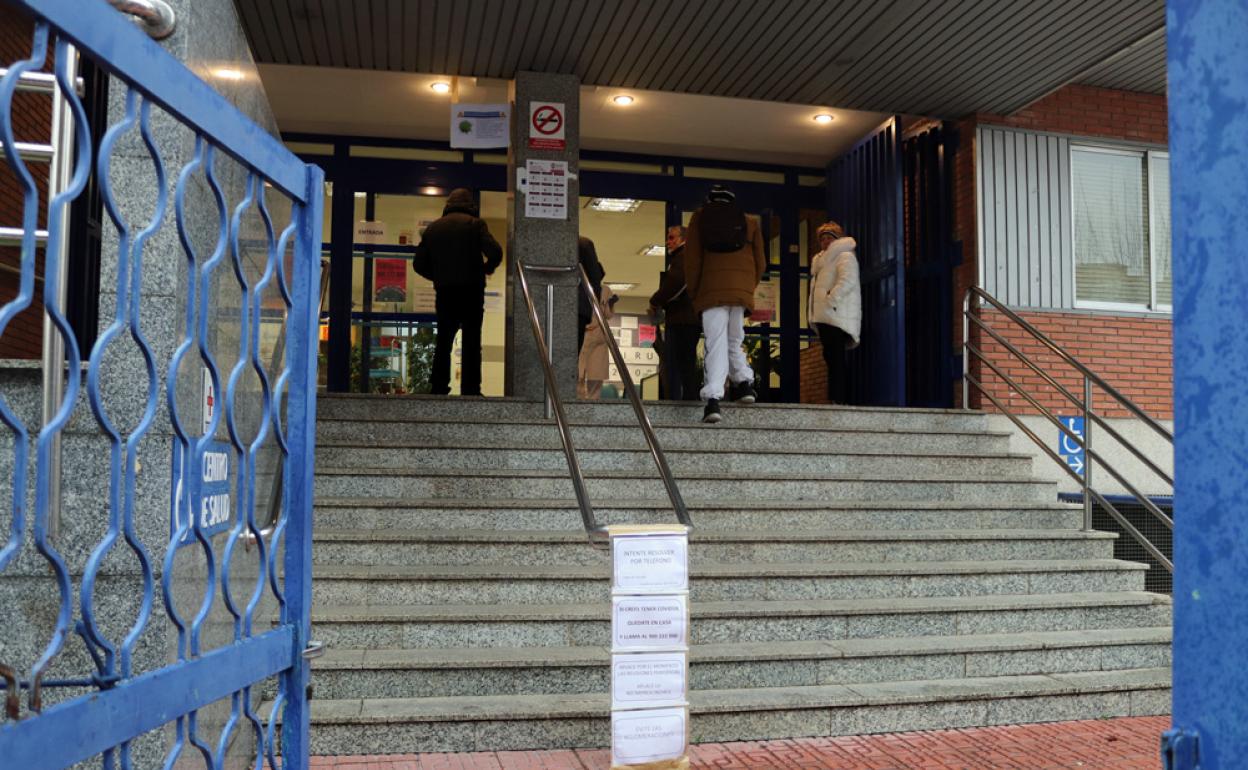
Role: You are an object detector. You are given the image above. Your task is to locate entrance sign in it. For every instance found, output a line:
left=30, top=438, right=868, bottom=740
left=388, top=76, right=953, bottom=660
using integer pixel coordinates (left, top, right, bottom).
left=528, top=101, right=566, bottom=150
left=613, top=533, right=688, bottom=593
left=170, top=440, right=233, bottom=546
left=524, top=159, right=568, bottom=219
left=355, top=219, right=387, bottom=245
left=611, top=707, right=688, bottom=767
left=450, top=103, right=509, bottom=149
left=608, top=525, right=691, bottom=768
left=1058, top=416, right=1086, bottom=476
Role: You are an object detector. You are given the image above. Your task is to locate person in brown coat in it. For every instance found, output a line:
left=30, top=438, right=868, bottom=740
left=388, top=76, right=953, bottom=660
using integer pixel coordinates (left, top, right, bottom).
left=684, top=185, right=766, bottom=423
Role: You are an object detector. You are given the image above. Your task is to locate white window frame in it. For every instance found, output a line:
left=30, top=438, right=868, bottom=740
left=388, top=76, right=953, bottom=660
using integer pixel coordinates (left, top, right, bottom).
left=1070, top=143, right=1171, bottom=315
left=1148, top=150, right=1172, bottom=313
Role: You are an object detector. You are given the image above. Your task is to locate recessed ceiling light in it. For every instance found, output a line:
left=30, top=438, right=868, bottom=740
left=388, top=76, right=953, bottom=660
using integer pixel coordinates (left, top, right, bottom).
left=353, top=192, right=367, bottom=199
left=420, top=186, right=444, bottom=196
left=612, top=94, right=635, bottom=106
left=430, top=81, right=452, bottom=94
left=813, top=113, right=835, bottom=125
left=213, top=68, right=245, bottom=81
left=605, top=282, right=637, bottom=292
left=588, top=198, right=641, bottom=213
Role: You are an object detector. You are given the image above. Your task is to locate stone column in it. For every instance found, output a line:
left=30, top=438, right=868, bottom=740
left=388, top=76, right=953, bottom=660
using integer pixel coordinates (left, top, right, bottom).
left=505, top=71, right=580, bottom=400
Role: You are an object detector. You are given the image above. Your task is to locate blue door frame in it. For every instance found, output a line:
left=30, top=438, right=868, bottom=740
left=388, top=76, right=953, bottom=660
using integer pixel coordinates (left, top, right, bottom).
left=288, top=134, right=823, bottom=401
left=1164, top=1, right=1248, bottom=767
left=0, top=2, right=320, bottom=767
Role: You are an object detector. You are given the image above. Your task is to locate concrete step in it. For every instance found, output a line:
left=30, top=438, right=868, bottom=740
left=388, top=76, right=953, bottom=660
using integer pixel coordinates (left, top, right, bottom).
left=309, top=627, right=1171, bottom=699
left=310, top=528, right=1118, bottom=567
left=308, top=592, right=1172, bottom=649
left=317, top=395, right=992, bottom=432
left=312, top=445, right=1034, bottom=478
left=312, top=468, right=1058, bottom=503
left=309, top=559, right=1145, bottom=606
left=315, top=420, right=1013, bottom=456
left=313, top=498, right=1086, bottom=531
left=287, top=667, right=1170, bottom=753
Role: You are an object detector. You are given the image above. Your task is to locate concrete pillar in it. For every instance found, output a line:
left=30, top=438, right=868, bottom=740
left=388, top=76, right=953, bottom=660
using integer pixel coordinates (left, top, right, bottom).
left=505, top=71, right=580, bottom=400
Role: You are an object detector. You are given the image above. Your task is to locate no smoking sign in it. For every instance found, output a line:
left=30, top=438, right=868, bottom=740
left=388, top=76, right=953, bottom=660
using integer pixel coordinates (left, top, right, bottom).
left=528, top=101, right=566, bottom=150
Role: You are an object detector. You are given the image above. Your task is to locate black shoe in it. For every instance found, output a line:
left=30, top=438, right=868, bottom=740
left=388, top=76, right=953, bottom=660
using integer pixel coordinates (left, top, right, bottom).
left=729, top=380, right=756, bottom=404
left=702, top=399, right=723, bottom=423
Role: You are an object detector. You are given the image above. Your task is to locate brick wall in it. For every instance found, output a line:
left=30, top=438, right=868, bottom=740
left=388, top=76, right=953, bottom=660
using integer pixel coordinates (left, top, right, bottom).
left=0, top=3, right=52, bottom=359
left=954, top=84, right=1172, bottom=418
left=972, top=308, right=1172, bottom=420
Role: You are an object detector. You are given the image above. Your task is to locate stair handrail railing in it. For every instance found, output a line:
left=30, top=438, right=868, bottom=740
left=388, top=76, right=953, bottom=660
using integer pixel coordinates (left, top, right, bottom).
left=514, top=258, right=691, bottom=549
left=961, top=286, right=1173, bottom=573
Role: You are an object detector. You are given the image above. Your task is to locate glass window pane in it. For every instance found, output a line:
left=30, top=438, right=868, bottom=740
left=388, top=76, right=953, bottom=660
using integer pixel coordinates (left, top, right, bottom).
left=1072, top=149, right=1149, bottom=306
left=1150, top=154, right=1172, bottom=307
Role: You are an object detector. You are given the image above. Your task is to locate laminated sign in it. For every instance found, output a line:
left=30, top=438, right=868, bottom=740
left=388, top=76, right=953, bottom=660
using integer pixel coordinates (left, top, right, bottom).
left=528, top=101, right=566, bottom=150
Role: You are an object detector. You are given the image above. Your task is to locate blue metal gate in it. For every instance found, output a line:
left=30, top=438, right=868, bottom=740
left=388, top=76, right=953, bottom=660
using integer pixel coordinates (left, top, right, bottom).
left=0, top=0, right=322, bottom=768
left=827, top=117, right=906, bottom=406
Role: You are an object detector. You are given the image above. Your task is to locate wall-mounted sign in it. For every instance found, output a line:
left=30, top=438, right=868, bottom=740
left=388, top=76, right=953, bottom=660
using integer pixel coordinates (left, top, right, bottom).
left=374, top=258, right=408, bottom=303
left=450, top=103, right=509, bottom=149
left=524, top=159, right=568, bottom=219
left=355, top=220, right=387, bottom=245
left=170, top=440, right=232, bottom=547
left=752, top=281, right=777, bottom=323
left=1059, top=416, right=1086, bottom=476
left=528, top=101, right=566, bottom=150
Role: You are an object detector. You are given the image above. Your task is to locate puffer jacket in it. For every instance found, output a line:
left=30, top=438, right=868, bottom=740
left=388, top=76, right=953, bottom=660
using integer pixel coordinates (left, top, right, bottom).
left=418, top=188, right=503, bottom=288
left=684, top=209, right=765, bottom=314
left=808, top=236, right=861, bottom=347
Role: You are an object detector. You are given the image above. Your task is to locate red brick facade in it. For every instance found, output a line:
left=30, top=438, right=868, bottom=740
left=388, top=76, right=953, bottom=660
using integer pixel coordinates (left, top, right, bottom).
left=797, top=84, right=1174, bottom=416
left=0, top=4, right=52, bottom=359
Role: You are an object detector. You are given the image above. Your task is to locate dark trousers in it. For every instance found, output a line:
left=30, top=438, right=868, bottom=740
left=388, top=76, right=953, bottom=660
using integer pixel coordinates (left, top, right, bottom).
left=432, top=284, right=484, bottom=396
left=815, top=323, right=850, bottom=404
left=664, top=323, right=701, bottom=401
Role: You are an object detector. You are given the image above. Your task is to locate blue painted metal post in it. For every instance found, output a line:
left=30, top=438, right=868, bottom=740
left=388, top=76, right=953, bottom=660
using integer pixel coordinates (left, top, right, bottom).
left=1166, top=1, right=1248, bottom=767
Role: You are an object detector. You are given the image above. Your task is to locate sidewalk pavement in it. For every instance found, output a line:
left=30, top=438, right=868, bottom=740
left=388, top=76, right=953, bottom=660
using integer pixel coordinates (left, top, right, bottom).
left=309, top=715, right=1168, bottom=769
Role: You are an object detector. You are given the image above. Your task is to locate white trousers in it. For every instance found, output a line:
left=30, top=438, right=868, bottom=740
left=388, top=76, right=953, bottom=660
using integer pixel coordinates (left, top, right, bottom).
left=699, top=305, right=754, bottom=400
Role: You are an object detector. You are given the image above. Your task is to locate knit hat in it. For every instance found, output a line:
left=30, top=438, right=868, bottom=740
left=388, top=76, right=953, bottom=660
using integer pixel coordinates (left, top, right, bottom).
left=817, top=221, right=845, bottom=239
left=706, top=185, right=735, bottom=204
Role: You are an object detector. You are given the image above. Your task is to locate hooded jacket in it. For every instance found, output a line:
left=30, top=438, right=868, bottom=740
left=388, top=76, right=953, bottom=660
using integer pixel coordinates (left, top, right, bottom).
left=648, top=244, right=698, bottom=327
left=808, top=236, right=861, bottom=346
left=683, top=210, right=765, bottom=314
left=577, top=236, right=605, bottom=324
left=417, top=188, right=503, bottom=288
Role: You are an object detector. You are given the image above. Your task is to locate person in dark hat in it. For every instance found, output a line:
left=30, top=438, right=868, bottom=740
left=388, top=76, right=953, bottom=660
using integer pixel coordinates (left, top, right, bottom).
left=683, top=185, right=766, bottom=423
left=415, top=188, right=503, bottom=396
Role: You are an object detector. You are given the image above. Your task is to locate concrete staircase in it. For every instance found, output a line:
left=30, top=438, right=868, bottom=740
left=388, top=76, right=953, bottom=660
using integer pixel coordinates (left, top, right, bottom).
left=301, top=395, right=1171, bottom=754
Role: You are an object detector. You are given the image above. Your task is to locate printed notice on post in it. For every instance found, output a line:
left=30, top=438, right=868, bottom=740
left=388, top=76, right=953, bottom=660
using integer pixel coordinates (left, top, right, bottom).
left=613, top=534, right=688, bottom=593
left=612, top=596, right=688, bottom=650
left=611, top=707, right=687, bottom=766
left=612, top=652, right=687, bottom=709
left=524, top=159, right=568, bottom=219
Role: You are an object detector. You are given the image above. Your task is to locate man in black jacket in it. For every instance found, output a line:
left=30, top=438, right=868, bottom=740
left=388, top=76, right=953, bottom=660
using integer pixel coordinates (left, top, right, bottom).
left=649, top=225, right=700, bottom=400
left=416, top=188, right=503, bottom=396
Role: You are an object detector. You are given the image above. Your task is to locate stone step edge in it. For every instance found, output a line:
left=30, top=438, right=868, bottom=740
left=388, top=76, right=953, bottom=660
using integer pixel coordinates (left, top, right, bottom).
left=285, top=667, right=1169, bottom=723
left=313, top=627, right=1173, bottom=670
left=314, top=467, right=1052, bottom=484
left=316, top=421, right=1012, bottom=438
left=311, top=528, right=1115, bottom=544
left=312, top=498, right=1081, bottom=512
left=309, top=591, right=1172, bottom=623
left=316, top=446, right=1031, bottom=463
left=308, top=559, right=1144, bottom=581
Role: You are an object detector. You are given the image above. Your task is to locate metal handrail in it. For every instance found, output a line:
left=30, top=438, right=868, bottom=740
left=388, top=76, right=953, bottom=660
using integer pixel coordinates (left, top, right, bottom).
left=962, top=286, right=1173, bottom=573
left=514, top=258, right=691, bottom=548
left=107, top=0, right=177, bottom=40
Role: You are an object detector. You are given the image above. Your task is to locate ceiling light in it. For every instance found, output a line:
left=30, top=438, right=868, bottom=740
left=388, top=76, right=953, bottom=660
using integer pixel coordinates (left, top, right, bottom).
left=638, top=244, right=665, bottom=258
left=588, top=198, right=641, bottom=213
left=605, top=282, right=637, bottom=292
left=213, top=68, right=244, bottom=81
left=354, top=192, right=367, bottom=199
left=420, top=186, right=444, bottom=196
left=813, top=113, right=835, bottom=125
left=430, top=81, right=452, bottom=94
left=612, top=94, right=635, bottom=106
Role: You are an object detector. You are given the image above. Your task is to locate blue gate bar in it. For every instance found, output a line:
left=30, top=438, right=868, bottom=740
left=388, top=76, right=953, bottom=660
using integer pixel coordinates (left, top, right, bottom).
left=0, top=627, right=294, bottom=770
left=12, top=0, right=307, bottom=199
left=1166, top=0, right=1248, bottom=767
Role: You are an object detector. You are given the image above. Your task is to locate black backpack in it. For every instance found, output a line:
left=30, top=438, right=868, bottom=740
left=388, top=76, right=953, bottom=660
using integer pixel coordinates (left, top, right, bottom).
left=699, top=201, right=747, bottom=252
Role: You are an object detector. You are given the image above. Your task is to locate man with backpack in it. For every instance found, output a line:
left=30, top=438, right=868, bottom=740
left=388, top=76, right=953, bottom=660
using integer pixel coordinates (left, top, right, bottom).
left=413, top=188, right=503, bottom=396
left=683, top=185, right=766, bottom=423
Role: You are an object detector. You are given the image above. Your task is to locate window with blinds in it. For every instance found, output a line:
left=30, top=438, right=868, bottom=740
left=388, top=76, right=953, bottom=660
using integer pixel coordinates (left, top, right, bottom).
left=1071, top=146, right=1171, bottom=310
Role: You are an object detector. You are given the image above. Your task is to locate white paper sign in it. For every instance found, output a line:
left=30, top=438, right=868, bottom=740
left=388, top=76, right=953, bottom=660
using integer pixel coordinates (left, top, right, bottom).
left=612, top=652, right=687, bottom=709
left=613, top=534, right=688, bottom=593
left=611, top=707, right=687, bottom=766
left=355, top=219, right=387, bottom=244
left=449, top=103, right=509, bottom=149
left=612, top=595, right=688, bottom=650
left=524, top=159, right=568, bottom=219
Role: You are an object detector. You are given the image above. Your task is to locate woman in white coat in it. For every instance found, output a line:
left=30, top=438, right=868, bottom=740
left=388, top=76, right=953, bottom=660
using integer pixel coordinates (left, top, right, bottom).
left=808, top=221, right=861, bottom=404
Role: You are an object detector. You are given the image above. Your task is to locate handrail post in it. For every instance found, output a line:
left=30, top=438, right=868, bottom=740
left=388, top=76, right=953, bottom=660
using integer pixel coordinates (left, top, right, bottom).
left=962, top=289, right=971, bottom=409
left=545, top=282, right=554, bottom=420
left=1082, top=376, right=1094, bottom=532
